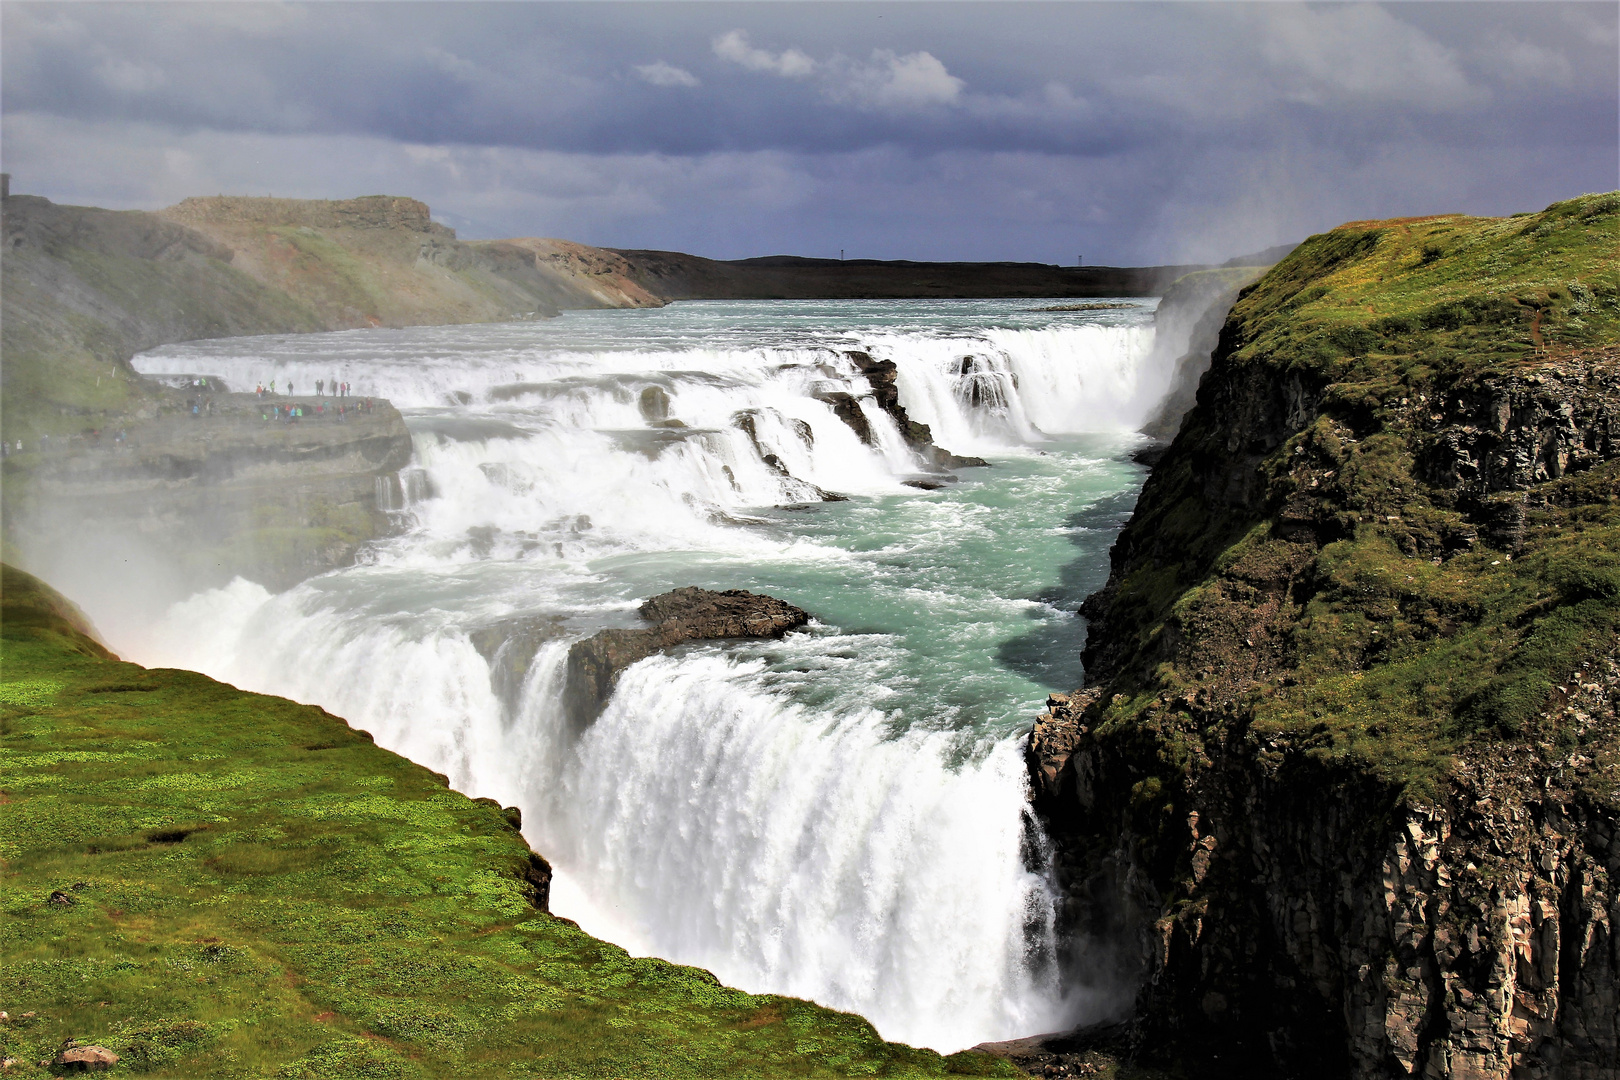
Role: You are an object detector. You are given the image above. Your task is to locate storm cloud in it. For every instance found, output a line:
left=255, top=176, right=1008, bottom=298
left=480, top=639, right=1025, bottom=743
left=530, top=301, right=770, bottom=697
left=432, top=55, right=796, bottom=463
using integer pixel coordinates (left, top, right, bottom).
left=2, top=2, right=1615, bottom=263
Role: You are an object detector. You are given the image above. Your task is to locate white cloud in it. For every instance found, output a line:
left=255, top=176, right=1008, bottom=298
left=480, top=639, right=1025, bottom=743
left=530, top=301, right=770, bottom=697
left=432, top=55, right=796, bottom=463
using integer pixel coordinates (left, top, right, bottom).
left=713, top=30, right=815, bottom=79
left=1257, top=5, right=1480, bottom=111
left=827, top=49, right=964, bottom=110
left=634, top=61, right=700, bottom=89
left=714, top=32, right=964, bottom=112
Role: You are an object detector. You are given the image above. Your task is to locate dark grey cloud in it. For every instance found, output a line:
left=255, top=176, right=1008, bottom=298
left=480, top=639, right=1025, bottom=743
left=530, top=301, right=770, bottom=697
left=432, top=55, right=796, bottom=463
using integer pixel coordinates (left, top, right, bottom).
left=3, top=2, right=1615, bottom=264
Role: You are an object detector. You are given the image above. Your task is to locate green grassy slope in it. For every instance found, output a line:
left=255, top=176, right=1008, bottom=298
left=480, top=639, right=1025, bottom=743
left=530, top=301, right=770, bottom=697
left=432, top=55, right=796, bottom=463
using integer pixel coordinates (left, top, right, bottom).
left=1083, top=191, right=1620, bottom=797
left=0, top=564, right=1010, bottom=1078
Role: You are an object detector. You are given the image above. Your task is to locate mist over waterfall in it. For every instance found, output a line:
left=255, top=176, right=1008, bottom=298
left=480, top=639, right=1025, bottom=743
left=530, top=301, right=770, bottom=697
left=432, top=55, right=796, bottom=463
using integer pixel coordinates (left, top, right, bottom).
left=122, top=298, right=1161, bottom=1049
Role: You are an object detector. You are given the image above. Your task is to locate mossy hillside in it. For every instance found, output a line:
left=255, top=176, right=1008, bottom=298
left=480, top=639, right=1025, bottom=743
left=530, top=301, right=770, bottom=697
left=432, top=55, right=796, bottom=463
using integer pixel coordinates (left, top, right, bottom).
left=0, top=565, right=1011, bottom=1078
left=1085, top=192, right=1620, bottom=807
left=0, top=198, right=327, bottom=446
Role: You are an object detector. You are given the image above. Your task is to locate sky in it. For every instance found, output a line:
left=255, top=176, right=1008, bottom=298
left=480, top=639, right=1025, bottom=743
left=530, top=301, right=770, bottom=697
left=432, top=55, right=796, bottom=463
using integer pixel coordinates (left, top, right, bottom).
left=2, top=2, right=1616, bottom=265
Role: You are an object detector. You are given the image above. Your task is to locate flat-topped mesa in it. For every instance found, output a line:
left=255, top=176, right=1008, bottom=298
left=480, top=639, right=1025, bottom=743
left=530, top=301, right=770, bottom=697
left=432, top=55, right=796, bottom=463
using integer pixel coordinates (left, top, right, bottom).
left=164, top=194, right=455, bottom=237
left=564, top=588, right=810, bottom=732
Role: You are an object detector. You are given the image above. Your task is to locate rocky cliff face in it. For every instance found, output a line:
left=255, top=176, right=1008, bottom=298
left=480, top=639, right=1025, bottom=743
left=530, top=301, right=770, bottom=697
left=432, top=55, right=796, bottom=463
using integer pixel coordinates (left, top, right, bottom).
left=1028, top=194, right=1620, bottom=1078
left=6, top=391, right=413, bottom=597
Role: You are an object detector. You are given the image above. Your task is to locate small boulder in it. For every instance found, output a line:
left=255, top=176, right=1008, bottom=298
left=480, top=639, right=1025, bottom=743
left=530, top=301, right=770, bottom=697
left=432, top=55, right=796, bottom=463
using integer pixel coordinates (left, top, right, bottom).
left=52, top=1045, right=119, bottom=1072
left=639, top=385, right=671, bottom=422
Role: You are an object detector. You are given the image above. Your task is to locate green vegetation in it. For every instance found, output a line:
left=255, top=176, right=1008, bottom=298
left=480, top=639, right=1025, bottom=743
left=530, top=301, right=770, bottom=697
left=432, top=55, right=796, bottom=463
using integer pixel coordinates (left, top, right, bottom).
left=1090, top=192, right=1620, bottom=799
left=1, top=564, right=1012, bottom=1078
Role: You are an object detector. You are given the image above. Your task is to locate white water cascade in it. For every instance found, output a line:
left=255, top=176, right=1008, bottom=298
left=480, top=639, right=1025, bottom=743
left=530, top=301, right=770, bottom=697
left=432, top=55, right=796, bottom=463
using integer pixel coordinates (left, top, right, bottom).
left=123, top=299, right=1162, bottom=1050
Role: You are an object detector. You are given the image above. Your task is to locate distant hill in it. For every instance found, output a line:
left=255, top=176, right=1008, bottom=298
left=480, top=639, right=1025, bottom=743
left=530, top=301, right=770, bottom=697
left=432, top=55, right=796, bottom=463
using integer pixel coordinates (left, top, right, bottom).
left=608, top=248, right=1205, bottom=301
left=0, top=193, right=663, bottom=441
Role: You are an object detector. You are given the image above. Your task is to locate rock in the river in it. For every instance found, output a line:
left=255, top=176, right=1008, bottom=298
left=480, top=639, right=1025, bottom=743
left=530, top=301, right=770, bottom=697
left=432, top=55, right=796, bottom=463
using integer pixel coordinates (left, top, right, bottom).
left=563, top=588, right=810, bottom=731
left=842, top=351, right=990, bottom=470
left=813, top=389, right=875, bottom=446
left=639, top=384, right=671, bottom=421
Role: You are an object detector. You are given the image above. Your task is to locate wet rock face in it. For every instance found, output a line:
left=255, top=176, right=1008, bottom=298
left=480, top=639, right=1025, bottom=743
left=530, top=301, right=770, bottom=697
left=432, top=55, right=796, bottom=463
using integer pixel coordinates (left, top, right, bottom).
left=1028, top=207, right=1620, bottom=1078
left=563, top=588, right=810, bottom=731
left=843, top=351, right=990, bottom=471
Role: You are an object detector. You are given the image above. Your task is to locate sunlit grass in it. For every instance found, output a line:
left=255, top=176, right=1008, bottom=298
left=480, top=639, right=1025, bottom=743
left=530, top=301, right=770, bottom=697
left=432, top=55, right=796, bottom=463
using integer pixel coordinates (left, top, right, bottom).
left=1, top=564, right=1011, bottom=1078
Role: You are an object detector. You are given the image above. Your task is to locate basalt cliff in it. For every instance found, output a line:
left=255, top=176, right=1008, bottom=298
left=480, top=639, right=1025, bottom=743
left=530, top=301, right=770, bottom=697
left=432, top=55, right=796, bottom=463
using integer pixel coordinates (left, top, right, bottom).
left=1025, top=193, right=1620, bottom=1078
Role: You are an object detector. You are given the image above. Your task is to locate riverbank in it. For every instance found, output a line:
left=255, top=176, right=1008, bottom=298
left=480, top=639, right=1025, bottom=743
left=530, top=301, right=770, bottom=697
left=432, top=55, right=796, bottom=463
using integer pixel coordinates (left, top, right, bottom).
left=3, top=387, right=413, bottom=604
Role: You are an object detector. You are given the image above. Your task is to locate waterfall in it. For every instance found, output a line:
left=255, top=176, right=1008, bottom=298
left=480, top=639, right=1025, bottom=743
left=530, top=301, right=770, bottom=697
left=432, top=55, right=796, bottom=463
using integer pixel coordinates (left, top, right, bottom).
left=120, top=302, right=1156, bottom=1050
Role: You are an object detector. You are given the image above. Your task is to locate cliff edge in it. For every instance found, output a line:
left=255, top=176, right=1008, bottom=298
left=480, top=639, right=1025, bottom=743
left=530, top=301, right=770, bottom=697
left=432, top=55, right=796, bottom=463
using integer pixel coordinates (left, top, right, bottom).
left=2, top=562, right=1005, bottom=1078
left=1028, top=193, right=1620, bottom=1078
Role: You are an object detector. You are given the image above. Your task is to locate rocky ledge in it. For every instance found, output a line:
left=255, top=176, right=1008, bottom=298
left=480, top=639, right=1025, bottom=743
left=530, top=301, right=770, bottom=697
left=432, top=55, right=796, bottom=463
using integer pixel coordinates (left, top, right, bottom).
left=563, top=587, right=810, bottom=730
left=842, top=350, right=990, bottom=471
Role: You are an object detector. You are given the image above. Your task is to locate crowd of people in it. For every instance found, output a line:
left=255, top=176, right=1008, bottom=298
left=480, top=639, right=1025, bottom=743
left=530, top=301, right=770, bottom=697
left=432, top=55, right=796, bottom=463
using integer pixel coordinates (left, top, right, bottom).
left=1, top=429, right=128, bottom=457
left=1, top=372, right=382, bottom=458
left=254, top=378, right=358, bottom=398
left=261, top=397, right=375, bottom=423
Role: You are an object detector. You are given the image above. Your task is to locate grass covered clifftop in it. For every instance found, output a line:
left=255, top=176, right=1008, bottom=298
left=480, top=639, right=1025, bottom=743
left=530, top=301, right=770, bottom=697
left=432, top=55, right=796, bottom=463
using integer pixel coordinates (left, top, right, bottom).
left=1081, top=191, right=1620, bottom=795
left=0, top=564, right=1010, bottom=1078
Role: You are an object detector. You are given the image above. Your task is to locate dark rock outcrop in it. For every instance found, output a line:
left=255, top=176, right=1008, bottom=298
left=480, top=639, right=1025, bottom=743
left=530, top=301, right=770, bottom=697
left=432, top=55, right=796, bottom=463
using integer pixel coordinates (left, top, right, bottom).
left=843, top=351, right=990, bottom=471
left=813, top=389, right=876, bottom=446
left=563, top=588, right=810, bottom=730
left=1029, top=678, right=1620, bottom=1079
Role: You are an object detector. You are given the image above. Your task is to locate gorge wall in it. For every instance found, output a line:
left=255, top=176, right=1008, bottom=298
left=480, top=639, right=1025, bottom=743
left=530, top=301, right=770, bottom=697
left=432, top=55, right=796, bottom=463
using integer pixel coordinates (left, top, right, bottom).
left=1028, top=194, right=1620, bottom=1078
